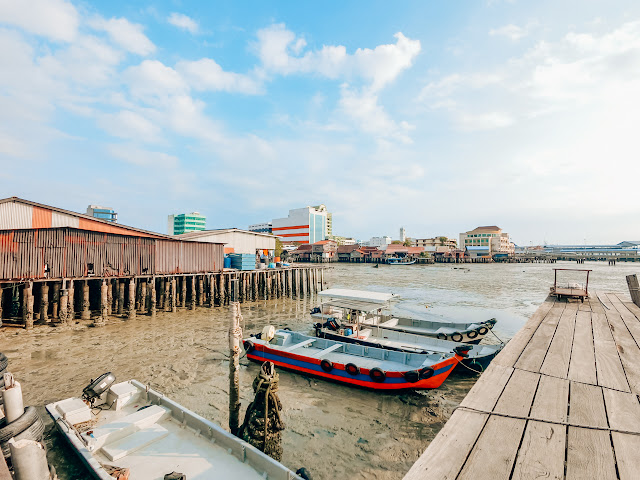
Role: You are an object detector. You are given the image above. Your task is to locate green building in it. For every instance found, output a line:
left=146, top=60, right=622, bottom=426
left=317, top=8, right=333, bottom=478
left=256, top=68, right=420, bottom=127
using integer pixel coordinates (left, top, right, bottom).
left=168, top=212, right=206, bottom=235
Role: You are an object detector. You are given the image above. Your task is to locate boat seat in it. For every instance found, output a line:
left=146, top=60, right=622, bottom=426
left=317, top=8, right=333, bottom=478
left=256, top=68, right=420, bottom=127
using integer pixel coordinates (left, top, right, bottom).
left=357, top=329, right=372, bottom=340
left=379, top=318, right=399, bottom=327
left=285, top=339, right=316, bottom=351
left=311, top=343, right=343, bottom=358
left=84, top=405, right=170, bottom=451
left=101, top=423, right=169, bottom=461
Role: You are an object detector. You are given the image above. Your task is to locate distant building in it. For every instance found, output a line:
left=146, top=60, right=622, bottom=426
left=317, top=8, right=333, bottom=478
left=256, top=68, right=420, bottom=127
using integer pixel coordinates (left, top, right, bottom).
left=363, top=236, right=392, bottom=248
left=272, top=206, right=327, bottom=244
left=460, top=226, right=514, bottom=255
left=176, top=228, right=275, bottom=255
left=248, top=222, right=272, bottom=234
left=86, top=205, right=117, bottom=223
left=413, top=237, right=457, bottom=250
left=168, top=212, right=206, bottom=235
left=399, top=227, right=406, bottom=243
left=327, top=235, right=357, bottom=246
left=313, top=205, right=332, bottom=236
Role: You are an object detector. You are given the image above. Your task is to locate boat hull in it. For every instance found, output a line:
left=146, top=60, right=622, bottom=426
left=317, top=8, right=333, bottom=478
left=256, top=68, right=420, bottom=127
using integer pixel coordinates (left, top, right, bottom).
left=246, top=343, right=459, bottom=391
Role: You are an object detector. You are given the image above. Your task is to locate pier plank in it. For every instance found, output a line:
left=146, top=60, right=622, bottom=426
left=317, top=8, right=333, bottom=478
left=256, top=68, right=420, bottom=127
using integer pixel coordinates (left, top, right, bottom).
left=457, top=416, right=526, bottom=480
left=566, top=428, right=617, bottom=480
left=540, top=306, right=577, bottom=378
left=492, top=298, right=555, bottom=368
left=530, top=375, right=569, bottom=423
left=608, top=293, right=640, bottom=347
left=511, top=421, right=565, bottom=480
left=611, top=432, right=640, bottom=480
left=591, top=311, right=631, bottom=392
left=622, top=300, right=640, bottom=321
left=601, top=307, right=640, bottom=393
left=493, top=369, right=539, bottom=417
left=567, top=311, right=597, bottom=385
left=603, top=388, right=640, bottom=433
left=515, top=305, right=564, bottom=372
left=460, top=364, right=513, bottom=412
left=402, top=410, right=487, bottom=480
left=569, top=382, right=608, bottom=429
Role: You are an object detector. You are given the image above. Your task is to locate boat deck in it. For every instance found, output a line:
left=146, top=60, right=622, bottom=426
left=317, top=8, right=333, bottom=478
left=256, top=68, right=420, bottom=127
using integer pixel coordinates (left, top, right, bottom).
left=404, top=292, right=640, bottom=480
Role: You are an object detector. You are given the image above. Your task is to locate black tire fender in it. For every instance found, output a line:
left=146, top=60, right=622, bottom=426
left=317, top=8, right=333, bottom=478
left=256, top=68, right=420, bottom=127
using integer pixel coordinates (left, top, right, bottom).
left=419, top=367, right=435, bottom=380
left=478, top=326, right=488, bottom=335
left=345, top=363, right=359, bottom=376
left=0, top=353, right=7, bottom=373
left=369, top=367, right=386, bottom=383
left=320, top=359, right=333, bottom=372
left=436, top=333, right=448, bottom=341
left=0, top=406, right=40, bottom=444
left=403, top=370, right=420, bottom=383
left=451, top=332, right=464, bottom=342
left=467, top=330, right=478, bottom=339
left=1, top=415, right=45, bottom=458
left=243, top=340, right=254, bottom=353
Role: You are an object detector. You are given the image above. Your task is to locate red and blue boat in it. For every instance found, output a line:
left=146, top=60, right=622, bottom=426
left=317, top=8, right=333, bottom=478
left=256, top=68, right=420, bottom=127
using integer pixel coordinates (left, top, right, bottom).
left=243, top=329, right=469, bottom=391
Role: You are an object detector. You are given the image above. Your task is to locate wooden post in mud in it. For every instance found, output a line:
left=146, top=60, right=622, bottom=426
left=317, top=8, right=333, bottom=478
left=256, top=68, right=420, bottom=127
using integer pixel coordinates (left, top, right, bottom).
left=107, top=280, right=113, bottom=316
left=253, top=273, right=258, bottom=302
left=209, top=275, right=215, bottom=307
left=23, top=281, right=34, bottom=330
left=66, top=279, right=74, bottom=323
left=39, top=283, right=49, bottom=323
left=198, top=276, right=204, bottom=307
left=216, top=274, right=223, bottom=306
left=158, top=278, right=165, bottom=310
left=59, top=289, right=68, bottom=324
left=320, top=269, right=324, bottom=291
left=98, top=280, right=108, bottom=325
left=117, top=280, right=125, bottom=315
left=291, top=270, right=297, bottom=297
left=229, top=277, right=242, bottom=436
left=52, top=282, right=60, bottom=319
left=128, top=278, right=136, bottom=320
left=164, top=278, right=171, bottom=312
left=149, top=277, right=156, bottom=317
left=139, top=280, right=147, bottom=313
left=171, top=278, right=177, bottom=313
left=189, top=276, right=196, bottom=310
left=81, top=281, right=90, bottom=320
left=181, top=276, right=187, bottom=308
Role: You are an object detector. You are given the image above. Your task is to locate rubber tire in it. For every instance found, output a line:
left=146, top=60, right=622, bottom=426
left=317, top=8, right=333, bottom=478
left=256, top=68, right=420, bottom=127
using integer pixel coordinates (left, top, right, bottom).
left=345, top=363, right=359, bottom=376
left=296, top=467, right=313, bottom=480
left=403, top=370, right=420, bottom=383
left=478, top=326, right=488, bottom=335
left=369, top=368, right=386, bottom=383
left=451, top=332, right=464, bottom=342
left=1, top=415, right=45, bottom=458
left=0, top=407, right=40, bottom=444
left=467, top=330, right=478, bottom=339
left=419, top=367, right=435, bottom=380
left=436, top=333, right=447, bottom=340
left=243, top=341, right=254, bottom=353
left=0, top=353, right=7, bottom=373
left=320, top=359, right=333, bottom=372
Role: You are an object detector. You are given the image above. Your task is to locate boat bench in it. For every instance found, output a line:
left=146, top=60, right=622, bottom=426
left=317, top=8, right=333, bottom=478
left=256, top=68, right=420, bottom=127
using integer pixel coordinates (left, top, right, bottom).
left=379, top=318, right=399, bottom=327
left=84, top=405, right=170, bottom=452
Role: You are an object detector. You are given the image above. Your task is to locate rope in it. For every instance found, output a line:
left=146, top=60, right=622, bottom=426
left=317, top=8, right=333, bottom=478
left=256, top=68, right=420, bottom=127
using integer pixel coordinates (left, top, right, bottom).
left=453, top=405, right=640, bottom=436
left=456, top=359, right=484, bottom=374
left=488, top=328, right=506, bottom=345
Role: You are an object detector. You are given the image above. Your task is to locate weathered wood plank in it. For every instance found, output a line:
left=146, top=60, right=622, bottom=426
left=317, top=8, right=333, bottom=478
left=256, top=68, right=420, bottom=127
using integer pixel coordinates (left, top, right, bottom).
left=540, top=307, right=577, bottom=378
left=492, top=298, right=556, bottom=368
left=602, top=307, right=640, bottom=394
left=493, top=369, right=540, bottom=417
left=622, top=298, right=640, bottom=321
left=515, top=305, right=565, bottom=372
left=457, top=416, right=526, bottom=480
left=566, top=427, right=617, bottom=480
left=589, top=291, right=606, bottom=314
left=609, top=293, right=640, bottom=347
left=569, top=382, right=607, bottom=428
left=611, top=432, right=640, bottom=480
left=402, top=410, right=488, bottom=480
left=460, top=364, right=514, bottom=412
left=603, top=387, right=640, bottom=433
left=511, top=421, right=565, bottom=480
left=592, top=311, right=631, bottom=392
left=530, top=374, right=569, bottom=423
left=567, top=310, right=597, bottom=385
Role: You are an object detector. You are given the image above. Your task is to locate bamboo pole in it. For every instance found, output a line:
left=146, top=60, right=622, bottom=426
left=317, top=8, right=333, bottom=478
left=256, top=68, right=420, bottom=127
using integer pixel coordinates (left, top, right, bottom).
left=229, top=277, right=242, bottom=436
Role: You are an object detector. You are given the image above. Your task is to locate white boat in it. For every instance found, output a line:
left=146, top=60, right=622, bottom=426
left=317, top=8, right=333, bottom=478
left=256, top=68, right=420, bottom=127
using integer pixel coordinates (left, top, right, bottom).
left=311, top=289, right=497, bottom=343
left=46, top=377, right=302, bottom=480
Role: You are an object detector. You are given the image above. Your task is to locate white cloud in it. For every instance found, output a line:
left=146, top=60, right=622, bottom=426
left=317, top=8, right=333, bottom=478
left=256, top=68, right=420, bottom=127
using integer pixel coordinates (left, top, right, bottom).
left=124, top=60, right=187, bottom=101
left=490, top=24, right=528, bottom=41
left=90, top=17, right=156, bottom=55
left=255, top=24, right=421, bottom=91
left=176, top=58, right=261, bottom=94
left=168, top=13, right=199, bottom=34
left=98, top=110, right=162, bottom=143
left=0, top=0, right=79, bottom=42
left=108, top=144, right=179, bottom=169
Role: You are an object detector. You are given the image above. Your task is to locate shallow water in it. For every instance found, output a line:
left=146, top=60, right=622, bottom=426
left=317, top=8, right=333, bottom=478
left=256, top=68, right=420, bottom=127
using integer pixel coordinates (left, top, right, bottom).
left=1, top=260, right=637, bottom=479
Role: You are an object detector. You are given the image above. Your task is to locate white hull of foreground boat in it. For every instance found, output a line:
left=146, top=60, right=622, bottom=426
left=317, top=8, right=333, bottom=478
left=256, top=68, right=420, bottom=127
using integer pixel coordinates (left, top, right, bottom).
left=46, top=380, right=301, bottom=480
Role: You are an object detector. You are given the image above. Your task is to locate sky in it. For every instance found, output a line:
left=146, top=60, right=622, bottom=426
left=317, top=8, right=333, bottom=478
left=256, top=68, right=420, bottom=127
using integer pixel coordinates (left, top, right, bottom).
left=1, top=0, right=640, bottom=246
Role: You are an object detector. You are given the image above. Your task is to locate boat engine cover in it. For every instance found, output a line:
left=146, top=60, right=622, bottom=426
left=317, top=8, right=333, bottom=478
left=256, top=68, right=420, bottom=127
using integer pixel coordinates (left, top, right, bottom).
left=83, top=372, right=116, bottom=401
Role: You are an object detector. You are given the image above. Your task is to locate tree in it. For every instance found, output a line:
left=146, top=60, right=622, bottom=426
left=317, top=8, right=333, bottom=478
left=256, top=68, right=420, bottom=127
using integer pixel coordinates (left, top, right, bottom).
left=391, top=240, right=403, bottom=244
left=403, top=239, right=412, bottom=247
left=438, top=236, right=448, bottom=245
left=274, top=237, right=283, bottom=257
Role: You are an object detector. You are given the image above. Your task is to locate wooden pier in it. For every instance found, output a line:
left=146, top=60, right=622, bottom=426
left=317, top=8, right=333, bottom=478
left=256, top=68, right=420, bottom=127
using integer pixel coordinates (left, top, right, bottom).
left=405, top=292, right=640, bottom=480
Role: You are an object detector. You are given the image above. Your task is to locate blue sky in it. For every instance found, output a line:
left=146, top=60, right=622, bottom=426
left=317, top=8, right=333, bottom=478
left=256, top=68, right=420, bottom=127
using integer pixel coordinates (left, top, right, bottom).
left=1, top=0, right=640, bottom=245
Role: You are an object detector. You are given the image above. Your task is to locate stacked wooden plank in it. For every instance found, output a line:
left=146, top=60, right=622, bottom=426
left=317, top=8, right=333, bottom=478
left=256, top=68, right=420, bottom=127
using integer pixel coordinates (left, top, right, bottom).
left=405, top=292, right=640, bottom=480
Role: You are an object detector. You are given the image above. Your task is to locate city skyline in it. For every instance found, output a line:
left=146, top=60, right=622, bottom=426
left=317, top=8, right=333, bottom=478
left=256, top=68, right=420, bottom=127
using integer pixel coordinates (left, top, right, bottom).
left=1, top=1, right=639, bottom=245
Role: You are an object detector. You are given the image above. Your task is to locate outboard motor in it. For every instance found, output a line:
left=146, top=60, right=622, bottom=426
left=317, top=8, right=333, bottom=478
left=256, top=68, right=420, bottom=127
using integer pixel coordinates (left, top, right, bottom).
left=453, top=346, right=471, bottom=358
left=323, top=318, right=340, bottom=332
left=82, top=372, right=116, bottom=405
left=310, top=307, right=321, bottom=315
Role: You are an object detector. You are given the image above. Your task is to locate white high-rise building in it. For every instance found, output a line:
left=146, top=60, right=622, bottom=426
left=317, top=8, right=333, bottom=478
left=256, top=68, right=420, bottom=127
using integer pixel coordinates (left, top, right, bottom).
left=272, top=206, right=328, bottom=244
left=364, top=236, right=392, bottom=248
left=399, top=227, right=406, bottom=242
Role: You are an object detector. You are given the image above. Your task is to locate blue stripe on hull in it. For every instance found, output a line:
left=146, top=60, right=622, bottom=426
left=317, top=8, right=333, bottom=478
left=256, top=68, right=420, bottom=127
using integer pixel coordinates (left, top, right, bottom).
left=248, top=349, right=454, bottom=385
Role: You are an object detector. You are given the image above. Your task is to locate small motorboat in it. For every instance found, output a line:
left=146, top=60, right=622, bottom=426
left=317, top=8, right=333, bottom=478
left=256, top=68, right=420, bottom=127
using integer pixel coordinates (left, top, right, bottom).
left=46, top=375, right=302, bottom=479
left=387, top=257, right=416, bottom=265
left=310, top=289, right=498, bottom=343
left=243, top=329, right=470, bottom=390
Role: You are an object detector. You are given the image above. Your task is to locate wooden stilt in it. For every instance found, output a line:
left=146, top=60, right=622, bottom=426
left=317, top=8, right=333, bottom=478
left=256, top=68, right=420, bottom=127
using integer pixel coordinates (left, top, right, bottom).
left=171, top=278, right=177, bottom=312
left=209, top=275, right=215, bottom=308
left=52, top=282, right=60, bottom=319
left=107, top=280, right=113, bottom=316
left=149, top=277, right=156, bottom=317
left=23, top=282, right=34, bottom=329
left=229, top=278, right=242, bottom=436
left=627, top=274, right=640, bottom=307
left=117, top=280, right=125, bottom=315
left=253, top=272, right=258, bottom=302
left=128, top=278, right=136, bottom=320
left=159, top=278, right=165, bottom=310
left=59, top=288, right=68, bottom=324
left=190, top=276, right=196, bottom=310
left=164, top=278, right=171, bottom=312
left=39, top=283, right=49, bottom=323
left=320, top=269, right=324, bottom=291
left=140, top=280, right=147, bottom=312
left=98, top=280, right=108, bottom=325
left=181, top=276, right=187, bottom=308
left=198, top=276, right=204, bottom=306
left=216, top=274, right=223, bottom=306
left=81, top=280, right=90, bottom=320
left=67, top=280, right=74, bottom=324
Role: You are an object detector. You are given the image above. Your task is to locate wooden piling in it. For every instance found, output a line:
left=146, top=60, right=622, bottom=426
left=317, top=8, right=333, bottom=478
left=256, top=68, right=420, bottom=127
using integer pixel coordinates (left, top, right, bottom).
left=209, top=275, right=215, bottom=307
left=39, top=283, right=49, bottom=323
left=171, top=278, right=177, bottom=313
left=320, top=269, right=324, bottom=291
left=98, top=280, right=108, bottom=325
left=117, top=280, right=125, bottom=315
left=164, top=278, right=171, bottom=312
left=107, top=280, right=114, bottom=315
left=67, top=279, right=74, bottom=323
left=180, top=276, right=187, bottom=308
left=52, top=282, right=60, bottom=319
left=59, top=289, right=68, bottom=324
left=198, top=276, right=204, bottom=307
left=627, top=274, right=640, bottom=307
left=81, top=280, right=90, bottom=320
left=23, top=281, right=34, bottom=329
left=229, top=284, right=242, bottom=436
left=139, top=280, right=147, bottom=312
left=127, top=278, right=136, bottom=320
left=159, top=278, right=165, bottom=310
left=149, top=277, right=157, bottom=317
left=190, top=276, right=196, bottom=310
